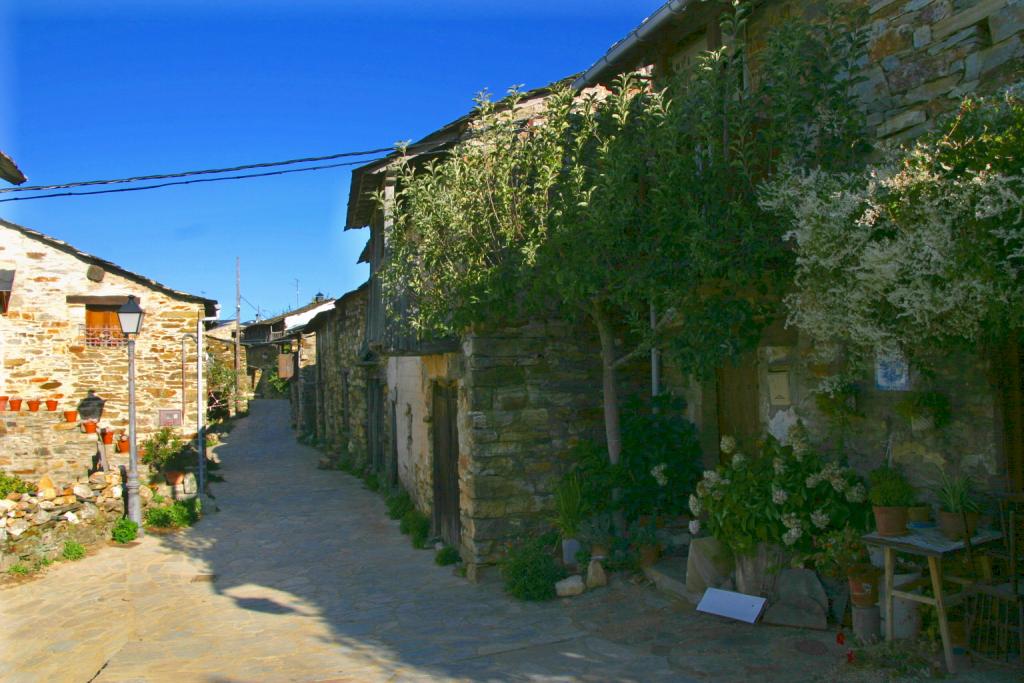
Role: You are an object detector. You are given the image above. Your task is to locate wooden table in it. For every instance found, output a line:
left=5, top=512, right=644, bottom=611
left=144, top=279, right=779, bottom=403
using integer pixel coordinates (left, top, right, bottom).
left=863, top=527, right=1002, bottom=673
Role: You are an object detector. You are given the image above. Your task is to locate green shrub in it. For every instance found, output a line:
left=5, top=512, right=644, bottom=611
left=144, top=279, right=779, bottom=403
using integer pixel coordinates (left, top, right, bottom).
left=0, top=472, right=33, bottom=498
left=400, top=509, right=431, bottom=549
left=140, top=428, right=190, bottom=472
left=62, top=541, right=86, bottom=561
left=111, top=519, right=139, bottom=543
left=386, top=491, right=414, bottom=520
left=363, top=472, right=381, bottom=492
left=502, top=534, right=566, bottom=601
left=7, top=563, right=30, bottom=575
left=144, top=499, right=202, bottom=528
left=868, top=466, right=915, bottom=507
left=435, top=546, right=461, bottom=566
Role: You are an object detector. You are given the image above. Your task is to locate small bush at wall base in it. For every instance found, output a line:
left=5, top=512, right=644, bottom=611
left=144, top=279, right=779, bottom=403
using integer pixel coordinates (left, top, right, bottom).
left=400, top=509, right=431, bottom=549
left=0, top=472, right=33, bottom=498
left=435, top=546, right=461, bottom=566
left=502, top=534, right=566, bottom=601
left=386, top=491, right=414, bottom=520
left=111, top=519, right=139, bottom=543
left=62, top=541, right=86, bottom=561
left=145, top=499, right=202, bottom=528
left=363, top=473, right=381, bottom=492
left=7, top=563, right=30, bottom=575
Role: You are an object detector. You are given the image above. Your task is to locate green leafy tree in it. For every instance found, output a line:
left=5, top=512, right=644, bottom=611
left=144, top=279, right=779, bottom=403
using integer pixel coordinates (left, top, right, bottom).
left=382, top=2, right=868, bottom=497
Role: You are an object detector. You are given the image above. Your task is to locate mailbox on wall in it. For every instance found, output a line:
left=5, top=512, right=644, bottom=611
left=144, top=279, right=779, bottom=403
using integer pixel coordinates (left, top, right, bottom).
left=159, top=409, right=182, bottom=427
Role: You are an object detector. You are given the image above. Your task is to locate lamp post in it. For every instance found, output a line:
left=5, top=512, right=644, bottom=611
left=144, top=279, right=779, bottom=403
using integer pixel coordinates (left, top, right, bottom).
left=117, top=295, right=145, bottom=532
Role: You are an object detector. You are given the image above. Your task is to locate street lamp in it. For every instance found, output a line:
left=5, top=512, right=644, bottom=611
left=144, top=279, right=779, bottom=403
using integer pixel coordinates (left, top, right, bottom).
left=117, top=295, right=145, bottom=532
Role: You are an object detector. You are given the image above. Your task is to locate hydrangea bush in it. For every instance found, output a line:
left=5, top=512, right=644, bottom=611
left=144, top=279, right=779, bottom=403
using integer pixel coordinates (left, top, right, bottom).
left=690, top=428, right=871, bottom=556
left=761, top=84, right=1024, bottom=366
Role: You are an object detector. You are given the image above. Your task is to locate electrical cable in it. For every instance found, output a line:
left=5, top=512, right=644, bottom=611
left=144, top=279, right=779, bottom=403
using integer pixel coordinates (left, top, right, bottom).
left=0, top=157, right=388, bottom=203
left=0, top=147, right=394, bottom=194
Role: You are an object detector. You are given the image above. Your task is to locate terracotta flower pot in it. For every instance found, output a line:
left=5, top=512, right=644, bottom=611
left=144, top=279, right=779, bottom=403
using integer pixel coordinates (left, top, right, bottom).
left=937, top=511, right=979, bottom=541
left=591, top=543, right=610, bottom=559
left=8, top=398, right=22, bottom=411
left=63, top=410, right=79, bottom=423
left=848, top=564, right=880, bottom=607
left=117, top=439, right=130, bottom=454
left=45, top=399, right=58, bottom=411
left=26, top=399, right=40, bottom=412
left=0, top=398, right=7, bottom=412
left=164, top=470, right=185, bottom=486
left=101, top=430, right=115, bottom=445
left=82, top=420, right=98, bottom=434
left=872, top=505, right=909, bottom=537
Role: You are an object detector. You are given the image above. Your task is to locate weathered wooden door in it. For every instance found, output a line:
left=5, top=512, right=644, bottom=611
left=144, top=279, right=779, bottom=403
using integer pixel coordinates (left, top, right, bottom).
left=366, top=377, right=385, bottom=473
left=432, top=382, right=461, bottom=547
left=997, top=339, right=1024, bottom=494
left=716, top=352, right=760, bottom=460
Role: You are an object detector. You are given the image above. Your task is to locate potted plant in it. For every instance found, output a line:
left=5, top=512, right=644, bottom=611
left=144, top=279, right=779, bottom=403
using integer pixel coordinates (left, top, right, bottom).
left=100, top=428, right=115, bottom=445
left=26, top=399, right=40, bottom=412
left=630, top=519, right=660, bottom=568
left=907, top=501, right=931, bottom=524
left=868, top=466, right=915, bottom=536
left=45, top=399, right=58, bottom=411
left=116, top=434, right=130, bottom=453
left=934, top=471, right=981, bottom=540
left=63, top=409, right=78, bottom=422
left=552, top=473, right=584, bottom=567
left=140, top=427, right=189, bottom=485
left=82, top=420, right=98, bottom=434
left=0, top=396, right=7, bottom=411
left=8, top=398, right=22, bottom=411
left=803, top=526, right=875, bottom=610
left=578, top=513, right=614, bottom=559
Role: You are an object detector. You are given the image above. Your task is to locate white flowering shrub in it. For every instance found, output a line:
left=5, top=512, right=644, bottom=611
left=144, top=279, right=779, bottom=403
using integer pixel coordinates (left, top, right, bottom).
left=761, top=85, right=1024, bottom=364
left=691, top=432, right=871, bottom=556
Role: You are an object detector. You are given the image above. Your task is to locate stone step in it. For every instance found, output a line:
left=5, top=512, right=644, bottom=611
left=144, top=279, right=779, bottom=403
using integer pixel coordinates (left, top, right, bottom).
left=644, top=556, right=702, bottom=605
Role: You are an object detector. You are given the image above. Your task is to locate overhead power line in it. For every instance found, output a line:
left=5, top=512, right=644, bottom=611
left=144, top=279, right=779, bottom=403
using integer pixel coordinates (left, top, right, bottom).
left=0, top=157, right=388, bottom=203
left=0, top=147, right=394, bottom=194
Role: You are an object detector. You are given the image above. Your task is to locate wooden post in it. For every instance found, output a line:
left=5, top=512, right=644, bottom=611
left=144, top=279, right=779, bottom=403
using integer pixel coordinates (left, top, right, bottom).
left=928, top=556, right=955, bottom=673
left=884, top=547, right=895, bottom=642
left=234, top=257, right=241, bottom=415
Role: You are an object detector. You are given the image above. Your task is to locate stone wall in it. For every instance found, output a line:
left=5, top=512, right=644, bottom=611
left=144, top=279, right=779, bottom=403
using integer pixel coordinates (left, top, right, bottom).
left=0, top=411, right=103, bottom=484
left=311, top=288, right=369, bottom=464
left=0, top=224, right=212, bottom=483
left=245, top=344, right=280, bottom=398
left=741, top=0, right=1024, bottom=142
left=205, top=335, right=250, bottom=417
left=290, top=332, right=317, bottom=433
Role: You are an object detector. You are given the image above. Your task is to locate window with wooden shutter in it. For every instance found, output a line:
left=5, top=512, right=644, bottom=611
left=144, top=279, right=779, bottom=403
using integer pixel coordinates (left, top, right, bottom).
left=84, top=305, right=126, bottom=347
left=0, top=270, right=13, bottom=314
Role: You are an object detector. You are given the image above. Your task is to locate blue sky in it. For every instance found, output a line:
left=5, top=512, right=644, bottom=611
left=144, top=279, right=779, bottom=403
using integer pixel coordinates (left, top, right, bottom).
left=1, top=1, right=662, bottom=320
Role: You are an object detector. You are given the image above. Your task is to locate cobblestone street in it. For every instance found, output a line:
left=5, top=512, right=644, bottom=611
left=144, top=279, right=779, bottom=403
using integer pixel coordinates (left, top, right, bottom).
left=1, top=400, right=1014, bottom=682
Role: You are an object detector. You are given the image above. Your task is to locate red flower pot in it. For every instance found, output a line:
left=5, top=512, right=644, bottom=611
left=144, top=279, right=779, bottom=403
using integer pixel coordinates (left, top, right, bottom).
left=117, top=439, right=130, bottom=454
left=848, top=564, right=880, bottom=607
left=26, top=400, right=41, bottom=412
left=8, top=398, right=22, bottom=411
left=63, top=410, right=79, bottom=423
left=82, top=420, right=98, bottom=434
left=0, top=398, right=7, bottom=412
left=45, top=400, right=58, bottom=411
left=101, top=430, right=115, bottom=445
left=164, top=470, right=185, bottom=486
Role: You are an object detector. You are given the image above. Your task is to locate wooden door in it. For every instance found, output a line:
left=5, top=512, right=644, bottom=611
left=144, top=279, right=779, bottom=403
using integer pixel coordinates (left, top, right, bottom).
left=716, top=352, right=760, bottom=460
left=432, top=382, right=461, bottom=547
left=998, top=339, right=1024, bottom=494
left=366, top=377, right=384, bottom=473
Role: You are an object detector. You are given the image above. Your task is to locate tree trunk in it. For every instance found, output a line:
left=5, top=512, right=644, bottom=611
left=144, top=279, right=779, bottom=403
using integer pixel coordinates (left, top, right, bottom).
left=592, top=301, right=627, bottom=536
left=592, top=301, right=622, bottom=466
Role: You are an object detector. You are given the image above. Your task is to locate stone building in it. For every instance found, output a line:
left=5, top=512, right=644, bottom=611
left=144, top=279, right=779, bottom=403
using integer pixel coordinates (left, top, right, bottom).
left=241, top=296, right=333, bottom=398
left=342, top=83, right=658, bottom=577
left=0, top=219, right=218, bottom=484
left=0, top=151, right=26, bottom=186
left=571, top=0, right=1024, bottom=495
left=332, top=0, right=1024, bottom=575
left=300, top=283, right=370, bottom=463
left=204, top=321, right=249, bottom=418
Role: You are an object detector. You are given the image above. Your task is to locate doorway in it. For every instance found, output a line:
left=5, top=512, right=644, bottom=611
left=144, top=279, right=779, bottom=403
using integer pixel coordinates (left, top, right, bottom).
left=431, top=382, right=461, bottom=547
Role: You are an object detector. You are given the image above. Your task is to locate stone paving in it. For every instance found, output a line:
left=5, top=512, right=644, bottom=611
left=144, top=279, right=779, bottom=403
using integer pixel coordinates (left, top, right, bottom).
left=1, top=400, right=1018, bottom=682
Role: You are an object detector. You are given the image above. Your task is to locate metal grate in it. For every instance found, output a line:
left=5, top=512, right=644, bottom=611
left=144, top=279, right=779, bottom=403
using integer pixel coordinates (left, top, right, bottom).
left=80, top=325, right=127, bottom=348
